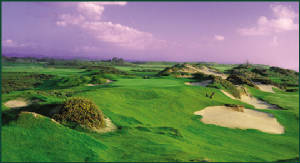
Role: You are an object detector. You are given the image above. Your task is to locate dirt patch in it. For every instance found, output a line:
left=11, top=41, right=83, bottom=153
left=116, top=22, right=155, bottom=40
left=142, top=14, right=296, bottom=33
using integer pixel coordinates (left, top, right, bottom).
left=185, top=80, right=212, bottom=86
left=194, top=106, right=284, bottom=134
left=4, top=99, right=29, bottom=108
left=93, top=117, right=117, bottom=133
left=255, top=82, right=278, bottom=93
left=221, top=90, right=280, bottom=110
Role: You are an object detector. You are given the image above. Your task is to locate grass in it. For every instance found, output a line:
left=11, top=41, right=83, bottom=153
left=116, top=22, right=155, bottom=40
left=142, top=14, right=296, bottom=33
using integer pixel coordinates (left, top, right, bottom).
left=1, top=62, right=299, bottom=162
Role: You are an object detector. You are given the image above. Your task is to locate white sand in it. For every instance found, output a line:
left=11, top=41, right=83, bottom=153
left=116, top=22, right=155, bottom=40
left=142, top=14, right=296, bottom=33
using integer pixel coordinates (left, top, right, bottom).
left=4, top=99, right=28, bottom=108
left=185, top=80, right=212, bottom=86
left=255, top=82, right=278, bottom=93
left=94, top=118, right=117, bottom=133
left=194, top=106, right=284, bottom=134
left=220, top=90, right=279, bottom=110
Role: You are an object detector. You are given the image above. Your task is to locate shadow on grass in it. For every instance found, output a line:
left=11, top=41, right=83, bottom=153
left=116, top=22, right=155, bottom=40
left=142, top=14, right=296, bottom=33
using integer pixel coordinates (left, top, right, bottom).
left=2, top=103, right=61, bottom=125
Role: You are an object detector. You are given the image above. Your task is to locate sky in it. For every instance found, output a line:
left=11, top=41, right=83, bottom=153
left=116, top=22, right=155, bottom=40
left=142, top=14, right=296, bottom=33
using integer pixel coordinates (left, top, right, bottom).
left=2, top=2, right=299, bottom=70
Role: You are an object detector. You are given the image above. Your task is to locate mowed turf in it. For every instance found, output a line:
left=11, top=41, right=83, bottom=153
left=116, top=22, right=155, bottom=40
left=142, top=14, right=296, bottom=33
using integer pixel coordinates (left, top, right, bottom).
left=1, top=63, right=299, bottom=162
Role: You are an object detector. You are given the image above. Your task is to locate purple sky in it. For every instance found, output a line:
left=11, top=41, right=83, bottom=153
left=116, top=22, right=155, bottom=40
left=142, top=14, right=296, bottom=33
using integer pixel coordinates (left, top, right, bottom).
left=2, top=2, right=299, bottom=70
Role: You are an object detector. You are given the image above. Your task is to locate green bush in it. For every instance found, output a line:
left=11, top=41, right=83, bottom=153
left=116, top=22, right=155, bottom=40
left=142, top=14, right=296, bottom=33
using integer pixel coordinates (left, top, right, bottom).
left=91, top=75, right=107, bottom=84
left=53, top=97, right=105, bottom=129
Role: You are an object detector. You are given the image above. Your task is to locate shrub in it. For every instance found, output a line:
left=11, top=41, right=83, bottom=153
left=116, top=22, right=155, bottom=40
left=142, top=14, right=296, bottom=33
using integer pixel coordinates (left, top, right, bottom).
left=213, top=76, right=241, bottom=98
left=192, top=73, right=214, bottom=81
left=53, top=97, right=105, bottom=129
left=227, top=74, right=258, bottom=88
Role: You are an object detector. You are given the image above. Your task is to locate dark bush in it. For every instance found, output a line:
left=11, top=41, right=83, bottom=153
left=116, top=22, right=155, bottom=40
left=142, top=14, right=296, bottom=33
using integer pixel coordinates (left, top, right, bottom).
left=227, top=74, right=258, bottom=88
left=286, top=88, right=298, bottom=92
left=192, top=73, right=214, bottom=81
left=53, top=97, right=105, bottom=129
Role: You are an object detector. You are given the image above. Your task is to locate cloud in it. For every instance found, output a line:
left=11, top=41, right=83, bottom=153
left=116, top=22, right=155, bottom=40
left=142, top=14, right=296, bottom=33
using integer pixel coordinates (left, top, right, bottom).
left=214, top=35, right=225, bottom=41
left=56, top=14, right=85, bottom=26
left=56, top=2, right=166, bottom=50
left=77, top=2, right=105, bottom=20
left=2, top=39, right=27, bottom=47
left=238, top=4, right=299, bottom=36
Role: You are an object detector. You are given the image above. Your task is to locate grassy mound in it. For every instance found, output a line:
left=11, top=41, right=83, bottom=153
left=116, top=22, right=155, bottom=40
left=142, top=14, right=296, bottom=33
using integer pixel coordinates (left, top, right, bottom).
left=2, top=72, right=54, bottom=94
left=53, top=97, right=105, bottom=129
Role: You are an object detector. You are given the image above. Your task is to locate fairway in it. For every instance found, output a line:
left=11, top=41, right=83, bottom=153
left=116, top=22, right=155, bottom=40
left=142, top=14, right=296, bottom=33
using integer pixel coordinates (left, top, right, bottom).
left=112, top=78, right=184, bottom=87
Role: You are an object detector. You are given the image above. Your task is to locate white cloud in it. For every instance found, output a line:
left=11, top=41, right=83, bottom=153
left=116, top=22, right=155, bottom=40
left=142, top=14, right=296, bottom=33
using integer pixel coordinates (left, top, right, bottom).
left=56, top=2, right=167, bottom=50
left=56, top=14, right=85, bottom=26
left=214, top=35, right=225, bottom=41
left=238, top=4, right=299, bottom=36
left=2, top=39, right=27, bottom=47
left=77, top=2, right=105, bottom=20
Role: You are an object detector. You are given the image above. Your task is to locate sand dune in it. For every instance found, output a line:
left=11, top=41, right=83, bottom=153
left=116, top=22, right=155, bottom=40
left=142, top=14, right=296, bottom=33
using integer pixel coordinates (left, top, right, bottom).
left=194, top=106, right=284, bottom=134
left=184, top=65, right=228, bottom=79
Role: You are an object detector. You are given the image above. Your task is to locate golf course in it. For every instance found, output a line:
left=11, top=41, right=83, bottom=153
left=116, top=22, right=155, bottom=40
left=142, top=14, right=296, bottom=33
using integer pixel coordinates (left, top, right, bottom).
left=1, top=57, right=299, bottom=162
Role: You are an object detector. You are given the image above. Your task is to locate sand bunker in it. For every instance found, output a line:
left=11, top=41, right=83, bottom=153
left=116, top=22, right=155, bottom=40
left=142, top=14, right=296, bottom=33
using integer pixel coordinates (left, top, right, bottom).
left=255, top=82, right=278, bottom=93
left=194, top=106, right=284, bottom=134
left=86, top=79, right=113, bottom=87
left=94, top=118, right=117, bottom=133
left=185, top=80, right=212, bottom=86
left=4, top=99, right=29, bottom=108
left=221, top=90, right=280, bottom=110
left=86, top=84, right=97, bottom=86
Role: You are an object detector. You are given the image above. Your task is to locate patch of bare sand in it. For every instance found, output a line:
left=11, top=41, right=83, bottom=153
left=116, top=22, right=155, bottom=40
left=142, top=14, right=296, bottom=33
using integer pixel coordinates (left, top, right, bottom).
left=86, top=79, right=113, bottom=87
left=199, top=66, right=228, bottom=79
left=86, top=84, right=97, bottom=86
left=93, top=117, right=117, bottom=133
left=185, top=80, right=212, bottom=86
left=4, top=99, right=29, bottom=108
left=21, top=111, right=41, bottom=118
left=220, top=90, right=280, bottom=110
left=194, top=106, right=284, bottom=134
left=255, top=82, right=278, bottom=93
left=184, top=65, right=228, bottom=79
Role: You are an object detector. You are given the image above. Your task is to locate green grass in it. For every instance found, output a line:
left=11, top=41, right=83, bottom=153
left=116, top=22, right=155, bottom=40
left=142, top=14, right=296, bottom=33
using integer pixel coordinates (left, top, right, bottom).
left=3, top=65, right=85, bottom=77
left=2, top=62, right=299, bottom=162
